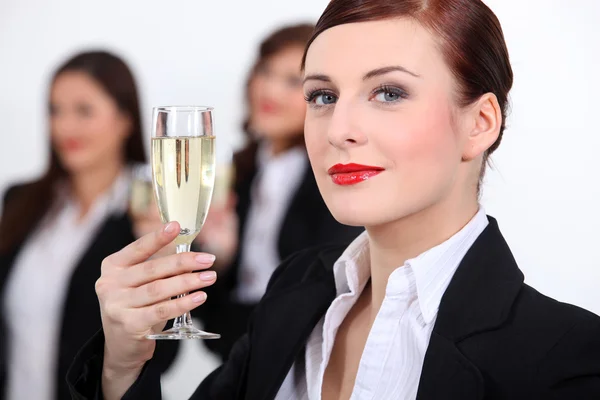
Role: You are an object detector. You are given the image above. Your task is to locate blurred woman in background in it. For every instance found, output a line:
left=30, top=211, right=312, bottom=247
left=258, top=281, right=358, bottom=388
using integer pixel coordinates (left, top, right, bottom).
left=195, top=23, right=363, bottom=360
left=0, top=51, right=175, bottom=400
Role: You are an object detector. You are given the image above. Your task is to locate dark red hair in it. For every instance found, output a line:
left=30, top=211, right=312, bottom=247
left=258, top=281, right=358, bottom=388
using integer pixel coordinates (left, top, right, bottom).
left=302, top=0, right=513, bottom=159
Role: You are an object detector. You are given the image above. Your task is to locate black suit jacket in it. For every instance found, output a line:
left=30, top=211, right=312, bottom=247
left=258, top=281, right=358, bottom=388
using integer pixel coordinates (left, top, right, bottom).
left=199, top=143, right=363, bottom=360
left=0, top=185, right=177, bottom=400
left=67, top=217, right=600, bottom=399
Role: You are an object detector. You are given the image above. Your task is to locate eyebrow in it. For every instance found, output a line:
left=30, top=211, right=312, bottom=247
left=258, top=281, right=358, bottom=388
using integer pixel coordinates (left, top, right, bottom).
left=303, top=74, right=331, bottom=84
left=303, top=65, right=421, bottom=85
left=363, top=65, right=421, bottom=80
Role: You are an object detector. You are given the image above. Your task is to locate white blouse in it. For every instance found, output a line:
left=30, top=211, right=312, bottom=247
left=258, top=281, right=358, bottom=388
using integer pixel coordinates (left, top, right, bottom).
left=3, top=171, right=130, bottom=400
left=276, top=208, right=489, bottom=399
left=235, top=144, right=307, bottom=304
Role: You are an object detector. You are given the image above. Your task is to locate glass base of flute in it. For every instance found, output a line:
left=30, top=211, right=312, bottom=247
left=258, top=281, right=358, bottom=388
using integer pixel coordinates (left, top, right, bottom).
left=146, top=242, right=220, bottom=340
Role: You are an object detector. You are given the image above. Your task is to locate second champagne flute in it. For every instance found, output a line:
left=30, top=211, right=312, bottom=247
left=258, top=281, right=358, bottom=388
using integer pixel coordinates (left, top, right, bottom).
left=147, top=106, right=220, bottom=340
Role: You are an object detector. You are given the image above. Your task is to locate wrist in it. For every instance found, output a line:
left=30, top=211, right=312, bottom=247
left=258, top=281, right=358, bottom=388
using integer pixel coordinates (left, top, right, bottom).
left=102, top=359, right=145, bottom=400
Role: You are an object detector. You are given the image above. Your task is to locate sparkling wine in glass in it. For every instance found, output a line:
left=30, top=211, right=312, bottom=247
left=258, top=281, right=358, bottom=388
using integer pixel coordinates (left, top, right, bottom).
left=147, top=106, right=220, bottom=340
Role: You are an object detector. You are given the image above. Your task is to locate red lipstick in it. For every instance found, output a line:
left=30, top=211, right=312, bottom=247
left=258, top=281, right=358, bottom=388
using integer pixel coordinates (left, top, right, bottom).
left=61, top=138, right=84, bottom=152
left=327, top=163, right=384, bottom=186
left=259, top=100, right=279, bottom=114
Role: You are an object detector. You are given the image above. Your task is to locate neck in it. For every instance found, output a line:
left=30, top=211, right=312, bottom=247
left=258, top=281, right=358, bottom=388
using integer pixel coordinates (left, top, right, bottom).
left=365, top=195, right=479, bottom=311
left=70, top=160, right=124, bottom=219
left=268, top=137, right=303, bottom=157
left=269, top=140, right=288, bottom=157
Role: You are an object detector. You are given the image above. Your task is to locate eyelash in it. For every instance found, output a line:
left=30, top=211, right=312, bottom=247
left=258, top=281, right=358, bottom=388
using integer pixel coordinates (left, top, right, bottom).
left=304, top=89, right=332, bottom=104
left=304, top=85, right=409, bottom=108
left=372, top=85, right=409, bottom=102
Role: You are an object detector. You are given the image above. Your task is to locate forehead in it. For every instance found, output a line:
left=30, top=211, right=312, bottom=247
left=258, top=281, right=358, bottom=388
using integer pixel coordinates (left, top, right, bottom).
left=52, top=71, right=114, bottom=105
left=262, top=45, right=305, bottom=70
left=52, top=72, right=100, bottom=97
left=304, top=18, right=446, bottom=81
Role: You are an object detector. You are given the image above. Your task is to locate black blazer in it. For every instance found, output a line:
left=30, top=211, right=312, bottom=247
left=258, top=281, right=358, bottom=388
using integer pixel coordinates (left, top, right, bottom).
left=198, top=143, right=363, bottom=360
left=0, top=185, right=177, bottom=400
left=67, top=216, right=600, bottom=399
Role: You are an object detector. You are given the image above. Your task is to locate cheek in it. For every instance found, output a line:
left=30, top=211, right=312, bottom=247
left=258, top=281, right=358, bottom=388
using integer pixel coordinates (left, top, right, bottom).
left=304, top=115, right=327, bottom=160
left=285, top=93, right=306, bottom=122
left=378, top=101, right=459, bottom=170
left=84, top=115, right=128, bottom=157
left=364, top=100, right=462, bottom=219
left=49, top=119, right=61, bottom=141
left=248, top=78, right=263, bottom=109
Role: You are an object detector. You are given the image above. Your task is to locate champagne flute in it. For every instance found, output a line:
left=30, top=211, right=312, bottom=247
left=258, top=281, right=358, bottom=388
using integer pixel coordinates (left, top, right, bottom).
left=147, top=106, right=220, bottom=340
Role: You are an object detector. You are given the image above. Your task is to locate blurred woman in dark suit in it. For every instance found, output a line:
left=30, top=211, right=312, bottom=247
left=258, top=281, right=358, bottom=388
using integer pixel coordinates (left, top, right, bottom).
left=0, top=51, right=175, bottom=400
left=195, top=24, right=363, bottom=360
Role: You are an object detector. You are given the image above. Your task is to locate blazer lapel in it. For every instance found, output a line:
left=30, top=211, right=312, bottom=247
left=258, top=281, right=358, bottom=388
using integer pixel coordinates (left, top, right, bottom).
left=244, top=248, right=340, bottom=400
left=417, top=217, right=524, bottom=399
left=417, top=332, right=484, bottom=399
left=277, top=161, right=314, bottom=258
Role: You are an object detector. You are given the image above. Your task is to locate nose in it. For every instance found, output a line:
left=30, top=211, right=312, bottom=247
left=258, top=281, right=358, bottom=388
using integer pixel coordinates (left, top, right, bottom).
left=327, top=99, right=367, bottom=150
left=262, top=75, right=286, bottom=101
left=52, top=112, right=79, bottom=138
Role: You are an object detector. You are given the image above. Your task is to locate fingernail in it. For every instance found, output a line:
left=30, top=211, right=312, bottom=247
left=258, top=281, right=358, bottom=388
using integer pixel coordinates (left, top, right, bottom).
left=199, top=271, right=216, bottom=281
left=164, top=222, right=176, bottom=233
left=192, top=292, right=207, bottom=303
left=195, top=254, right=216, bottom=264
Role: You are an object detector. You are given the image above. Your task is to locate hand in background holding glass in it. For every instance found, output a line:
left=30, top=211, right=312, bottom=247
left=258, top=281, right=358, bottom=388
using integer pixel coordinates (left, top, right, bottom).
left=195, top=150, right=239, bottom=270
left=129, top=164, right=175, bottom=257
left=130, top=164, right=154, bottom=220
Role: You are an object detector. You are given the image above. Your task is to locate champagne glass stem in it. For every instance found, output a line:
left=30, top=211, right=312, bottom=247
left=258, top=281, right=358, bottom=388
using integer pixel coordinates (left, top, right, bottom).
left=172, top=242, right=193, bottom=329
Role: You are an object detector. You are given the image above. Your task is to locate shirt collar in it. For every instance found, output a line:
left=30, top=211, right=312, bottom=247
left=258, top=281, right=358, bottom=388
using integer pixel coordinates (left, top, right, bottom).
left=57, top=167, right=131, bottom=218
left=333, top=231, right=370, bottom=297
left=332, top=208, right=489, bottom=324
left=408, top=208, right=489, bottom=324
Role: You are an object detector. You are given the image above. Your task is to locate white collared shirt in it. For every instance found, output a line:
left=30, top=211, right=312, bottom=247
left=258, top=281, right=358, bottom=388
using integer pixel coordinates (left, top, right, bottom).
left=3, top=170, right=131, bottom=400
left=276, top=208, right=489, bottom=399
left=235, top=143, right=307, bottom=304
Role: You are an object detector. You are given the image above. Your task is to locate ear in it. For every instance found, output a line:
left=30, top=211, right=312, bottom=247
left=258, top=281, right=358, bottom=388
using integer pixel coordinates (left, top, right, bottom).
left=462, top=93, right=501, bottom=162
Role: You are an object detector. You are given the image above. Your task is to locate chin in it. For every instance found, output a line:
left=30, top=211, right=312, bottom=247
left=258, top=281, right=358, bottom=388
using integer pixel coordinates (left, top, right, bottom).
left=254, top=121, right=299, bottom=140
left=321, top=185, right=429, bottom=229
left=57, top=154, right=96, bottom=175
left=321, top=194, right=381, bottom=227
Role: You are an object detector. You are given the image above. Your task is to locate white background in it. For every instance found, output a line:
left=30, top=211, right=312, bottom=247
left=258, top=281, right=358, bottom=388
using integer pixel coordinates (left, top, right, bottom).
left=1, top=0, right=599, bottom=398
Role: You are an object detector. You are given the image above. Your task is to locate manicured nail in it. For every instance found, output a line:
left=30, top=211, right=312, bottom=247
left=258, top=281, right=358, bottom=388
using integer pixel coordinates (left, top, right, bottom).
left=199, top=271, right=216, bottom=281
left=164, top=222, right=176, bottom=233
left=195, top=254, right=216, bottom=264
left=192, top=292, right=207, bottom=303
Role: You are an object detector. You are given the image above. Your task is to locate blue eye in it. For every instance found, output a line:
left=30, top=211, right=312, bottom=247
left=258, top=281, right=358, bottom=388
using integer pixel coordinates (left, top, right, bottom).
left=315, top=93, right=337, bottom=105
left=305, top=90, right=337, bottom=106
left=375, top=91, right=400, bottom=102
left=372, top=86, right=408, bottom=103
